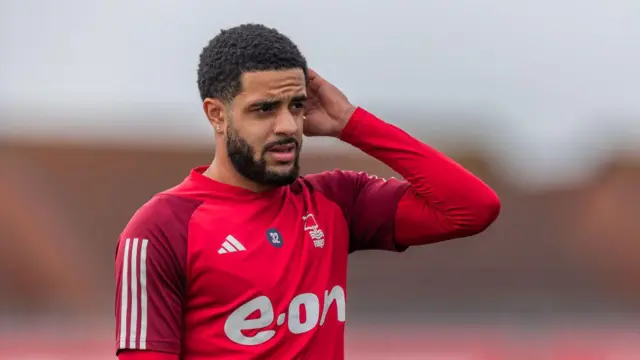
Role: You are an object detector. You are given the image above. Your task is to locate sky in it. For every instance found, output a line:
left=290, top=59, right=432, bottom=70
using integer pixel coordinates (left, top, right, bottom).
left=1, top=0, right=639, bottom=186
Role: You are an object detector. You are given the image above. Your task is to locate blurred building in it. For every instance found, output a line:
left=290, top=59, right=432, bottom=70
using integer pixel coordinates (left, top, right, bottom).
left=1, top=133, right=638, bottom=358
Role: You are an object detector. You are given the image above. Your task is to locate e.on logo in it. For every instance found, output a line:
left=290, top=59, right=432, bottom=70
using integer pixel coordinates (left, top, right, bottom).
left=224, top=285, right=346, bottom=346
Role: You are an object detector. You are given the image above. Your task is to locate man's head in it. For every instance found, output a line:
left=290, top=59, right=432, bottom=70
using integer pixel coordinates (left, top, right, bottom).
left=198, top=24, right=308, bottom=187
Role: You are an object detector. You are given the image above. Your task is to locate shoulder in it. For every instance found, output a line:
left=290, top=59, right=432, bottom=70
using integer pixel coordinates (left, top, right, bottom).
left=119, top=193, right=205, bottom=261
left=293, top=170, right=371, bottom=214
left=296, top=169, right=410, bottom=214
left=298, top=169, right=404, bottom=198
left=298, top=169, right=366, bottom=194
left=124, top=194, right=204, bottom=234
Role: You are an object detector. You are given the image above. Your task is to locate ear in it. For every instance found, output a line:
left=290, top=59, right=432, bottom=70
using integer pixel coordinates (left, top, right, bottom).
left=203, top=98, right=227, bottom=134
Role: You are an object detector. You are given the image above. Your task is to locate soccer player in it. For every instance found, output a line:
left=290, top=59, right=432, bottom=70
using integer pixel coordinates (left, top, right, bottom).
left=115, top=24, right=500, bottom=360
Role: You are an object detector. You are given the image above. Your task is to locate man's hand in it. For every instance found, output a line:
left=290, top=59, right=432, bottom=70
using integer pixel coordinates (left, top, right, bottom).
left=304, top=68, right=357, bottom=138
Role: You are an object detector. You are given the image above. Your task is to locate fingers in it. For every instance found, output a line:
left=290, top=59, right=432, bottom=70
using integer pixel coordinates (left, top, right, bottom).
left=306, top=67, right=323, bottom=92
left=307, top=67, right=318, bottom=80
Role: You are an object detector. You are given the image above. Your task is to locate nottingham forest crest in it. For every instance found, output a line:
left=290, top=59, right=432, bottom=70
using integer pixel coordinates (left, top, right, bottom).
left=302, top=213, right=325, bottom=248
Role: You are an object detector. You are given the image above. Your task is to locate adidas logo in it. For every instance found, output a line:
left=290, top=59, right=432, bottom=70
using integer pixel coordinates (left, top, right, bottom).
left=218, top=235, right=246, bottom=254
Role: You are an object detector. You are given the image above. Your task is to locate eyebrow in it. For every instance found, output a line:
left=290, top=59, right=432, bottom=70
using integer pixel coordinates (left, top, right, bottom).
left=290, top=95, right=307, bottom=103
left=249, top=95, right=307, bottom=109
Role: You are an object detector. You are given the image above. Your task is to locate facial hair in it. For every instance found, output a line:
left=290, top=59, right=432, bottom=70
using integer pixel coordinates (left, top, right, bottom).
left=225, top=121, right=301, bottom=187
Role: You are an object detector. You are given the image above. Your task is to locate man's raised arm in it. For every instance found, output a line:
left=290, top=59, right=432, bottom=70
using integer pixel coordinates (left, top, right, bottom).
left=307, top=107, right=500, bottom=251
left=341, top=107, right=500, bottom=247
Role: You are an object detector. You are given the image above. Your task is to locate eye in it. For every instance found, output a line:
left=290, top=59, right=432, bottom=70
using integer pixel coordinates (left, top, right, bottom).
left=257, top=103, right=277, bottom=113
left=290, top=101, right=306, bottom=113
left=291, top=101, right=305, bottom=109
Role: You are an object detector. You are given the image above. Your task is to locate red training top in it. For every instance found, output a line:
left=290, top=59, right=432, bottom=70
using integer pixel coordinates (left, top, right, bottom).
left=115, top=107, right=500, bottom=360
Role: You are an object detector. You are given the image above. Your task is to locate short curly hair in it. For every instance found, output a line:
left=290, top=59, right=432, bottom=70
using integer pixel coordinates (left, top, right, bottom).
left=197, top=24, right=308, bottom=102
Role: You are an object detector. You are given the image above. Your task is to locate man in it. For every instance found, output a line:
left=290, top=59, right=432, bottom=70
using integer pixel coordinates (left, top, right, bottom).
left=115, top=24, right=500, bottom=360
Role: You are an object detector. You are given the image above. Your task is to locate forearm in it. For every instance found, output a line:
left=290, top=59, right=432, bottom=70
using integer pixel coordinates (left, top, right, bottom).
left=340, top=107, right=500, bottom=244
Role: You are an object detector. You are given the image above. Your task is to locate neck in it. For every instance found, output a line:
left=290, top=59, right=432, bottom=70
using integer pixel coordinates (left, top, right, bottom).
left=204, top=152, right=274, bottom=193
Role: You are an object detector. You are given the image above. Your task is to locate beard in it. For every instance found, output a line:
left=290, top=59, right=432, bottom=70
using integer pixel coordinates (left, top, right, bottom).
left=225, top=122, right=301, bottom=187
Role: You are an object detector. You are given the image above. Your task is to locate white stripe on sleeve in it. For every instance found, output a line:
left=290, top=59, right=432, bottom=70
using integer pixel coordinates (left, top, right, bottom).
left=129, top=238, right=139, bottom=348
left=118, top=238, right=131, bottom=348
left=139, top=239, right=149, bottom=350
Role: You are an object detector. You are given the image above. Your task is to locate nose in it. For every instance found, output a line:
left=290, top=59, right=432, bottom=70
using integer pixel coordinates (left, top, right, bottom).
left=273, top=110, right=299, bottom=136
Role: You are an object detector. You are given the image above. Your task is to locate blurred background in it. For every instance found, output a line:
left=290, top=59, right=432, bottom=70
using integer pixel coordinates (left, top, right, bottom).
left=1, top=0, right=639, bottom=359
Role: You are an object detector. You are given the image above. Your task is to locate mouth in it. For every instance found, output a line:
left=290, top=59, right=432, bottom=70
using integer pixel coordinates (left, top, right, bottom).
left=266, top=143, right=297, bottom=163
